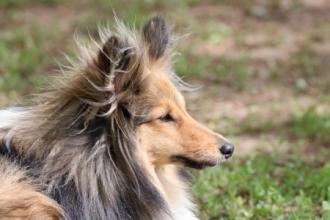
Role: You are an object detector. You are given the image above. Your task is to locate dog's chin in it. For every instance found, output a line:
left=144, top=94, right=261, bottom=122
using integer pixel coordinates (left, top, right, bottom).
left=170, top=155, right=219, bottom=170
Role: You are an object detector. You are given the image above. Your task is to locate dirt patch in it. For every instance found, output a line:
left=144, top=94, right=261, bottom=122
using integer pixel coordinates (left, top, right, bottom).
left=190, top=0, right=330, bottom=63
left=10, top=5, right=83, bottom=33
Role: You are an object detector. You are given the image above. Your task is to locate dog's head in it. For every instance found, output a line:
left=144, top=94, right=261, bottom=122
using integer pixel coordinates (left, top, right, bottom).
left=75, top=16, right=234, bottom=169
left=136, top=73, right=234, bottom=169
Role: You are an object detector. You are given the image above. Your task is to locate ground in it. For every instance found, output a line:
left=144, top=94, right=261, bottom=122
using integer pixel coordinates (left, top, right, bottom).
left=0, top=0, right=329, bottom=219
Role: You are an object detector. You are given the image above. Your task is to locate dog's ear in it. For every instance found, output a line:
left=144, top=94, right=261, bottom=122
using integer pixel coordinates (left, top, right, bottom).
left=142, top=16, right=169, bottom=60
left=95, top=35, right=142, bottom=95
left=96, top=36, right=131, bottom=76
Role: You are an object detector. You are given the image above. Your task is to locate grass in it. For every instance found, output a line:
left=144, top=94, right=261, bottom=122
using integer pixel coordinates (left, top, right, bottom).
left=199, top=22, right=231, bottom=44
left=289, top=107, right=330, bottom=146
left=0, top=0, right=62, bottom=7
left=175, top=52, right=252, bottom=90
left=292, top=44, right=321, bottom=77
left=175, top=52, right=211, bottom=77
left=237, top=0, right=303, bottom=19
left=280, top=43, right=330, bottom=94
left=234, top=113, right=276, bottom=134
left=1, top=0, right=330, bottom=219
left=0, top=26, right=52, bottom=98
left=192, top=153, right=330, bottom=220
left=213, top=57, right=252, bottom=90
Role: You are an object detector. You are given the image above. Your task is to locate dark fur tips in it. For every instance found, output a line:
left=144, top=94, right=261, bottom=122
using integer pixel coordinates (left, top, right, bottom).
left=97, top=36, right=120, bottom=74
left=143, top=16, right=169, bottom=59
left=97, top=36, right=132, bottom=75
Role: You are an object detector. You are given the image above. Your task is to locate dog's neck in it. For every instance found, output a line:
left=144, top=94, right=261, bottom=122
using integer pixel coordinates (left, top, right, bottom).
left=137, top=149, right=199, bottom=220
left=155, top=166, right=199, bottom=220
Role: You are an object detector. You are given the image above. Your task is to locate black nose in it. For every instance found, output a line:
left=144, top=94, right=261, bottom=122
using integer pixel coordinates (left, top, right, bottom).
left=219, top=143, right=234, bottom=159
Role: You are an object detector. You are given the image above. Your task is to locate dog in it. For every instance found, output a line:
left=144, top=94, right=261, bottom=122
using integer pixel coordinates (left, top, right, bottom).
left=0, top=16, right=234, bottom=220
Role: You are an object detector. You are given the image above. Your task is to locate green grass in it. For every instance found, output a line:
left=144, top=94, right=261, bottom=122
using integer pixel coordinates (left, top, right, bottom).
left=213, top=57, right=252, bottom=90
left=0, top=0, right=62, bottom=7
left=192, top=153, right=330, bottom=220
left=234, top=113, right=276, bottom=134
left=199, top=22, right=231, bottom=44
left=292, top=45, right=321, bottom=77
left=283, top=43, right=330, bottom=93
left=175, top=52, right=252, bottom=90
left=289, top=107, right=330, bottom=146
left=175, top=52, right=211, bottom=77
left=0, top=26, right=52, bottom=97
left=1, top=0, right=330, bottom=219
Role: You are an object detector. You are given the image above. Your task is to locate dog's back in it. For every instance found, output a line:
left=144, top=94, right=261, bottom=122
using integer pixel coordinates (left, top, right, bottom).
left=0, top=109, right=64, bottom=219
left=0, top=158, right=64, bottom=220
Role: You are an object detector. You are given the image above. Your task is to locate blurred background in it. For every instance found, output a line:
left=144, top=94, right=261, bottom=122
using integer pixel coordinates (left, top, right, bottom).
left=0, top=0, right=329, bottom=219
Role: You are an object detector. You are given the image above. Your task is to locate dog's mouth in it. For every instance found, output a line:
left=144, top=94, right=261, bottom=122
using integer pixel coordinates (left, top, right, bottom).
left=170, top=155, right=218, bottom=169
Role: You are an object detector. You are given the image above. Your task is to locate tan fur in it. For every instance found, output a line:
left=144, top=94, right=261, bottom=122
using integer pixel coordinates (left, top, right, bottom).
left=135, top=69, right=228, bottom=219
left=0, top=159, right=65, bottom=220
left=0, top=17, right=232, bottom=220
left=137, top=72, right=228, bottom=167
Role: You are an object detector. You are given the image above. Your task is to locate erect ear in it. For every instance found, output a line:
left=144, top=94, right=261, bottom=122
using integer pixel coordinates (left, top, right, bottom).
left=95, top=35, right=142, bottom=95
left=96, top=35, right=131, bottom=76
left=142, top=16, right=169, bottom=59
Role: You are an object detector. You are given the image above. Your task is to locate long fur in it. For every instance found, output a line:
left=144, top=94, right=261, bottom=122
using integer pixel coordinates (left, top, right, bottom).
left=0, top=17, right=200, bottom=220
left=0, top=157, right=66, bottom=219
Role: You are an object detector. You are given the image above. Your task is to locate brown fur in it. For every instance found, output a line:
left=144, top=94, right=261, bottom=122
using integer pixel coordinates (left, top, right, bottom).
left=0, top=158, right=65, bottom=220
left=0, top=16, right=232, bottom=220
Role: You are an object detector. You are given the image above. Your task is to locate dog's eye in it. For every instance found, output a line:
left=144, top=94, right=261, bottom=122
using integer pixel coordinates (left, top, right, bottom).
left=159, top=114, right=175, bottom=122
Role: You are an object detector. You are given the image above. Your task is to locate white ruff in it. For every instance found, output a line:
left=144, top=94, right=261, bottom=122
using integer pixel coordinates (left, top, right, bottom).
left=0, top=108, right=24, bottom=129
left=170, top=193, right=199, bottom=220
left=155, top=166, right=199, bottom=220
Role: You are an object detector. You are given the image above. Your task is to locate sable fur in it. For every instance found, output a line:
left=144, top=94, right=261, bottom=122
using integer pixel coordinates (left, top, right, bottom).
left=0, top=16, right=175, bottom=220
left=143, top=16, right=169, bottom=59
left=0, top=16, right=232, bottom=220
left=0, top=158, right=65, bottom=220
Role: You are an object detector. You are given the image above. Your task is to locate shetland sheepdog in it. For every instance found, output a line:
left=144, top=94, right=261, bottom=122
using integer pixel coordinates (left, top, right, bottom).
left=0, top=16, right=234, bottom=220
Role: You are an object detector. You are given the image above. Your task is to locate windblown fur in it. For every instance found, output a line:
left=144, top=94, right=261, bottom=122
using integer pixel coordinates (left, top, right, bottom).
left=0, top=16, right=232, bottom=220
